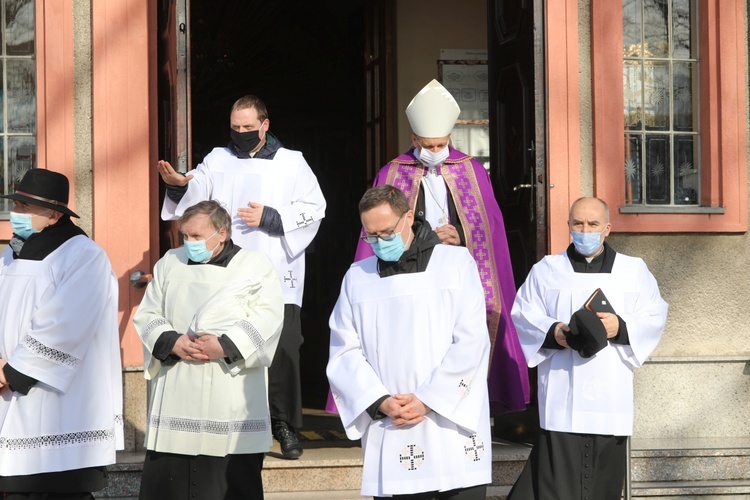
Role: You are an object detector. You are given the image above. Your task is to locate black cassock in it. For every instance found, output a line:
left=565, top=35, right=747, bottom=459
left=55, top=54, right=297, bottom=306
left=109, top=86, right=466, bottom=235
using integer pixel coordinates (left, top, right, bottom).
left=508, top=429, right=628, bottom=500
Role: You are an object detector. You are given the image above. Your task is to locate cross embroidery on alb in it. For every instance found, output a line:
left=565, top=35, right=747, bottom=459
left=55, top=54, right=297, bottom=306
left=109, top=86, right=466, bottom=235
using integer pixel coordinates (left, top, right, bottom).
left=296, top=212, right=314, bottom=227
left=283, top=271, right=298, bottom=289
left=458, top=377, right=472, bottom=398
left=399, top=444, right=425, bottom=471
left=464, top=434, right=485, bottom=462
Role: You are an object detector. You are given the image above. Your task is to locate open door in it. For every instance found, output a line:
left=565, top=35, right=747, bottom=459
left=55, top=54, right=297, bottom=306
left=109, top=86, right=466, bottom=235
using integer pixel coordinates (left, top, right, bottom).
left=157, top=0, right=191, bottom=253
left=488, top=0, right=547, bottom=285
left=488, top=0, right=546, bottom=440
left=364, top=0, right=398, bottom=184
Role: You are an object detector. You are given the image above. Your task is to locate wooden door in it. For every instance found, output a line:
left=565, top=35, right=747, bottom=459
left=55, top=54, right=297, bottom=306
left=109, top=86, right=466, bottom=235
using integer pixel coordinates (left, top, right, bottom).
left=488, top=0, right=547, bottom=285
left=364, top=0, right=397, bottom=184
left=92, top=0, right=160, bottom=367
left=157, top=0, right=191, bottom=253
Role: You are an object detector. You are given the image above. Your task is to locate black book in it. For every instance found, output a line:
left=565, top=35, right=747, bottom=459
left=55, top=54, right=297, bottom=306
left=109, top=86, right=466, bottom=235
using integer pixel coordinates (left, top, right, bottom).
left=583, top=288, right=616, bottom=314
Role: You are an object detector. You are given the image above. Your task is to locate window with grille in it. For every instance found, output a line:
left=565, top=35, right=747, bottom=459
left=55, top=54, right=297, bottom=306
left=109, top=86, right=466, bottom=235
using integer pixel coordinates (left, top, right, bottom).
left=623, top=0, right=698, bottom=206
left=0, top=0, right=35, bottom=213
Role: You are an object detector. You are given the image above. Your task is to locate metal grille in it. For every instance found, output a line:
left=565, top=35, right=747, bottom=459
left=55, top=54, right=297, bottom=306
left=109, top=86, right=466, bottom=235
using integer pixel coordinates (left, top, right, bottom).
left=1, top=0, right=36, bottom=214
left=623, top=0, right=699, bottom=206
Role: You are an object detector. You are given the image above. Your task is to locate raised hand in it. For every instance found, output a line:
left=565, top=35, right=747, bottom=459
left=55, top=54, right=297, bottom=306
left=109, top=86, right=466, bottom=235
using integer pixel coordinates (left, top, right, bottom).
left=157, top=160, right=194, bottom=187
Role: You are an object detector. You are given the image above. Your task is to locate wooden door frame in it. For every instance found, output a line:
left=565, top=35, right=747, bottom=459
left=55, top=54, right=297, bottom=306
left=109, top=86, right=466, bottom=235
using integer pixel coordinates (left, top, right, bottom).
left=364, top=0, right=398, bottom=185
left=488, top=0, right=548, bottom=280
left=532, top=0, right=548, bottom=261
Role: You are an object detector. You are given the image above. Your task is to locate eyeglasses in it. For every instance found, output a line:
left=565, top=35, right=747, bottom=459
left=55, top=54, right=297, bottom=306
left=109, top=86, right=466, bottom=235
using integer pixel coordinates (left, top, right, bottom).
left=360, top=212, right=406, bottom=244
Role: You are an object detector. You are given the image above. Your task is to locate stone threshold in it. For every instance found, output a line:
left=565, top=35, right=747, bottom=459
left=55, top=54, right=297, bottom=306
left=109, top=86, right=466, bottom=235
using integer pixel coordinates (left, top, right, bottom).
left=632, top=479, right=750, bottom=496
left=632, top=437, right=750, bottom=453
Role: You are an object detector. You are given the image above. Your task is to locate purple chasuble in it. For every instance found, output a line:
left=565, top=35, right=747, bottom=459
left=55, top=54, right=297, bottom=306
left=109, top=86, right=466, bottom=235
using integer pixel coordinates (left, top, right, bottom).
left=326, top=148, right=530, bottom=414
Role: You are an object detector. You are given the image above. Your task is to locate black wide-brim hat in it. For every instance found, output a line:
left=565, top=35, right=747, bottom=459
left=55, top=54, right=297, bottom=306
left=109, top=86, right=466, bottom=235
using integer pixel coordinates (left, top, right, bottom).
left=0, top=169, right=80, bottom=218
left=565, top=308, right=608, bottom=358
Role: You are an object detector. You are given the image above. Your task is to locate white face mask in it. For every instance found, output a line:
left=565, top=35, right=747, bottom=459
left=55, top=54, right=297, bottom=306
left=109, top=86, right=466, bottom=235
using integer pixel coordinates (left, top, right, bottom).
left=417, top=145, right=449, bottom=169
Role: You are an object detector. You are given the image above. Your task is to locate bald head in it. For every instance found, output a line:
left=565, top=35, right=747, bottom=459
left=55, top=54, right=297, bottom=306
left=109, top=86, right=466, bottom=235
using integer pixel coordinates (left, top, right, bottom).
left=568, top=197, right=611, bottom=256
left=569, top=197, right=609, bottom=224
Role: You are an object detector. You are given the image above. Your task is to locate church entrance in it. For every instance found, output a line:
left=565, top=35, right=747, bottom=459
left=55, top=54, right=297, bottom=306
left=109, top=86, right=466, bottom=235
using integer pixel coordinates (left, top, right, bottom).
left=488, top=0, right=547, bottom=442
left=156, top=0, right=546, bottom=428
left=157, top=0, right=370, bottom=409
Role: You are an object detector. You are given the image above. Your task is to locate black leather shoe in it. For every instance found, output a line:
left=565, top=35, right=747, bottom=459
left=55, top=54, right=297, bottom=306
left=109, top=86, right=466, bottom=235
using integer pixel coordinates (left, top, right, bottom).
left=273, top=420, right=303, bottom=459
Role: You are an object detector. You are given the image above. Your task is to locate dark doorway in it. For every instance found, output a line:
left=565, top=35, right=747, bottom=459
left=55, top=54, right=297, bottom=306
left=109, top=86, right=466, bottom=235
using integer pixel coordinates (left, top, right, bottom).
left=488, top=0, right=547, bottom=278
left=158, top=0, right=371, bottom=409
left=157, top=0, right=544, bottom=423
left=488, top=0, right=547, bottom=442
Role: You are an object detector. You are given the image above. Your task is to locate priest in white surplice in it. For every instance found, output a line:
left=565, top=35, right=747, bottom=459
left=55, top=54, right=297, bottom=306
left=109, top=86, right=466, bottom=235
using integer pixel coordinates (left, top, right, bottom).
left=0, top=169, right=123, bottom=499
left=134, top=200, right=283, bottom=499
left=508, top=197, right=669, bottom=500
left=157, top=95, right=325, bottom=459
left=327, top=185, right=491, bottom=500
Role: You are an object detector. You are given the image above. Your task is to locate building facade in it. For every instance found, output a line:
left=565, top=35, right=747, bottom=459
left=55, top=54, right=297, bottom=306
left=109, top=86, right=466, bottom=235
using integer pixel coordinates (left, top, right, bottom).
left=5, top=0, right=749, bottom=458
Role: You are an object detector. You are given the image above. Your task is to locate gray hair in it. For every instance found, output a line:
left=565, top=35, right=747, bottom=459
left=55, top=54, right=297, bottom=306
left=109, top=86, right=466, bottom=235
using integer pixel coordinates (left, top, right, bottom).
left=178, top=200, right=232, bottom=238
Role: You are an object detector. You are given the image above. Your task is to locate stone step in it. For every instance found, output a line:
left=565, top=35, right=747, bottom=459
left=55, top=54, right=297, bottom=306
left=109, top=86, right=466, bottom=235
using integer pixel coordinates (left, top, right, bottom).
left=262, top=443, right=363, bottom=493
left=96, top=439, right=530, bottom=498
left=262, top=438, right=529, bottom=495
left=266, top=491, right=363, bottom=500
left=266, top=486, right=511, bottom=499
left=630, top=437, right=750, bottom=483
left=631, top=479, right=750, bottom=498
left=629, top=437, right=750, bottom=498
left=99, top=437, right=750, bottom=498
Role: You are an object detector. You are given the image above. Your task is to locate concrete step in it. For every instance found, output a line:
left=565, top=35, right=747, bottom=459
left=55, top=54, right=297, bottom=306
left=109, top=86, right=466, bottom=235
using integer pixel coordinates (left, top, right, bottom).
left=631, top=437, right=750, bottom=482
left=631, top=480, right=750, bottom=499
left=262, top=442, right=363, bottom=493
left=99, top=435, right=750, bottom=498
left=96, top=439, right=529, bottom=498
left=99, top=451, right=144, bottom=499
left=252, top=438, right=527, bottom=497
left=266, top=491, right=363, bottom=500
left=630, top=437, right=750, bottom=498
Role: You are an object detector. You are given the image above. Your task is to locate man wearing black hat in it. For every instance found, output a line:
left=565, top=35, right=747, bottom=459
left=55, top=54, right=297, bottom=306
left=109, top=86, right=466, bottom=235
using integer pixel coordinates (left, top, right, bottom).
left=508, top=197, right=669, bottom=499
left=0, top=169, right=123, bottom=499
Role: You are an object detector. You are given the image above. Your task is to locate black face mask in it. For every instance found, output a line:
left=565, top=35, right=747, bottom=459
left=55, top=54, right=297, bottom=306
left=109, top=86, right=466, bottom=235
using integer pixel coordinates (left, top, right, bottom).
left=230, top=129, right=262, bottom=153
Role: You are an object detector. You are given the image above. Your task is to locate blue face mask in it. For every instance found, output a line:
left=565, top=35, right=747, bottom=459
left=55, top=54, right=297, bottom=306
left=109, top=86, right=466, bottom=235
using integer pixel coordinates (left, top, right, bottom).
left=371, top=234, right=407, bottom=262
left=571, top=230, right=604, bottom=256
left=10, top=212, right=42, bottom=240
left=370, top=215, right=411, bottom=262
left=184, top=231, right=219, bottom=263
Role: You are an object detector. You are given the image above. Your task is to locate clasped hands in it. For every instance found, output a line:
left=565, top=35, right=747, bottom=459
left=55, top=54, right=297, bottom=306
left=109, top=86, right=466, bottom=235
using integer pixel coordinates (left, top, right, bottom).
left=379, top=394, right=431, bottom=427
left=171, top=334, right=225, bottom=362
left=435, top=224, right=460, bottom=246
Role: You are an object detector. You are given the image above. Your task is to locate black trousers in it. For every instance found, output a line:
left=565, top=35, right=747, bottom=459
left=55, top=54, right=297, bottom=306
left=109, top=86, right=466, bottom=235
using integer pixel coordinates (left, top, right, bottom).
left=139, top=450, right=265, bottom=500
left=374, top=484, right=487, bottom=500
left=0, top=467, right=107, bottom=499
left=507, top=428, right=627, bottom=500
left=268, top=304, right=303, bottom=429
left=3, top=495, right=94, bottom=500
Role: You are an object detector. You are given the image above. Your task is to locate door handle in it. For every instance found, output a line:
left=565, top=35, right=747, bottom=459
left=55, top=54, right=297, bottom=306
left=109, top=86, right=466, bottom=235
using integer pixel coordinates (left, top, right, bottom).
left=513, top=184, right=532, bottom=191
left=130, top=270, right=153, bottom=289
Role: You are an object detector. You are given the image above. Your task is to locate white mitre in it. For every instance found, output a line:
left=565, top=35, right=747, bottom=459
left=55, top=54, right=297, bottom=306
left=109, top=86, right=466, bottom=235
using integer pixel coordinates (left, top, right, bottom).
left=405, top=79, right=461, bottom=138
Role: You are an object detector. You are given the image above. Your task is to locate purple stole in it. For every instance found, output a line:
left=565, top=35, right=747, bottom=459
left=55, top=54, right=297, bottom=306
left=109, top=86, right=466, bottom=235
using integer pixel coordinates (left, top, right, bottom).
left=384, top=158, right=502, bottom=364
